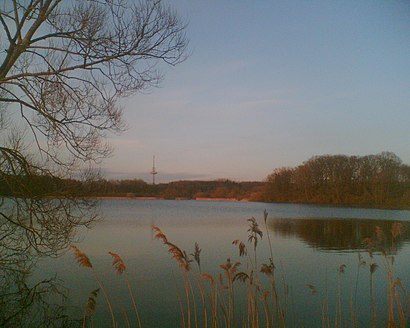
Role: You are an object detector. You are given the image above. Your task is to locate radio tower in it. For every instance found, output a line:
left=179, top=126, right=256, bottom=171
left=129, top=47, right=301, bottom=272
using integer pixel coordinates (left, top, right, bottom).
left=150, top=155, right=158, bottom=185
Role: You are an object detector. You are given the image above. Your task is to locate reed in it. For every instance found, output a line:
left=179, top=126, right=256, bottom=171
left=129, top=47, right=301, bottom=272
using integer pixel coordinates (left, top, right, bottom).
left=82, top=288, right=100, bottom=328
left=153, top=225, right=194, bottom=327
left=201, top=272, right=218, bottom=328
left=363, top=222, right=408, bottom=328
left=71, top=245, right=116, bottom=327
left=71, top=213, right=408, bottom=328
left=335, top=264, right=346, bottom=328
left=108, top=251, right=142, bottom=328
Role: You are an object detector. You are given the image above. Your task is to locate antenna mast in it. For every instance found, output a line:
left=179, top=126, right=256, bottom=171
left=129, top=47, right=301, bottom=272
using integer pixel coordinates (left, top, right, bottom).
left=150, top=155, right=158, bottom=185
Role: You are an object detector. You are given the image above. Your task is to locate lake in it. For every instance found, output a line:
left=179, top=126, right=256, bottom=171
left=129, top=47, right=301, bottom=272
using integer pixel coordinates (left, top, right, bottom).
left=18, top=200, right=410, bottom=326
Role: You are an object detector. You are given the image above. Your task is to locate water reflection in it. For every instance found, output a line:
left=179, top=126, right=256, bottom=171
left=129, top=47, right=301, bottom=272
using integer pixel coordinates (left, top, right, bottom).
left=0, top=254, right=81, bottom=327
left=0, top=197, right=94, bottom=327
left=269, top=218, right=410, bottom=253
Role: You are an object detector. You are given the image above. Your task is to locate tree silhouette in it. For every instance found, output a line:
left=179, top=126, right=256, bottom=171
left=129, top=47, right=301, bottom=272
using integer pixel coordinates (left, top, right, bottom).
left=0, top=0, right=187, bottom=254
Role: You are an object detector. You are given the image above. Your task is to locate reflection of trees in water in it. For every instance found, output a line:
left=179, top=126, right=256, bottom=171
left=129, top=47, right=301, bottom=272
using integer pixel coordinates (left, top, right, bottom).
left=0, top=269, right=81, bottom=327
left=0, top=197, right=92, bottom=327
left=269, top=218, right=410, bottom=252
left=1, top=196, right=96, bottom=257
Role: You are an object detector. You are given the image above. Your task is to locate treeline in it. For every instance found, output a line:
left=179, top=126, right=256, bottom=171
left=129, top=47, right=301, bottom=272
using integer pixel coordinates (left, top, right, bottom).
left=84, top=179, right=265, bottom=201
left=0, top=176, right=264, bottom=201
left=264, top=152, right=410, bottom=207
left=2, top=151, right=409, bottom=207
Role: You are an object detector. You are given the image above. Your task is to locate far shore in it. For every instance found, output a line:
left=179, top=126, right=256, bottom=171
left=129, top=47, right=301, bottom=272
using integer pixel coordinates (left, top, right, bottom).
left=87, top=196, right=410, bottom=210
left=91, top=196, right=249, bottom=202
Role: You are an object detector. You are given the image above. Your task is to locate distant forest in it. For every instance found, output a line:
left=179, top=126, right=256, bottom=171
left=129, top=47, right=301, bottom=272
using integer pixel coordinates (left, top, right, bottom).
left=264, top=152, right=410, bottom=207
left=0, top=175, right=264, bottom=202
left=77, top=179, right=265, bottom=201
left=1, top=152, right=409, bottom=208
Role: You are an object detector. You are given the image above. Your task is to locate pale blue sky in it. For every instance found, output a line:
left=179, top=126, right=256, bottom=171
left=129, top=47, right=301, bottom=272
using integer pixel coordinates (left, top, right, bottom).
left=103, top=0, right=410, bottom=182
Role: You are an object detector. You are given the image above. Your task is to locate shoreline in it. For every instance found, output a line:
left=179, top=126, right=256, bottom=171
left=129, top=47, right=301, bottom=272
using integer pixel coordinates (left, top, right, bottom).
left=89, top=196, right=410, bottom=210
left=91, top=196, right=248, bottom=202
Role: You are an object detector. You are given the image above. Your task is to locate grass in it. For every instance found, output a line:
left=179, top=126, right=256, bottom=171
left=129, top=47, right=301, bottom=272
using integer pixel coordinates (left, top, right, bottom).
left=71, top=213, right=409, bottom=327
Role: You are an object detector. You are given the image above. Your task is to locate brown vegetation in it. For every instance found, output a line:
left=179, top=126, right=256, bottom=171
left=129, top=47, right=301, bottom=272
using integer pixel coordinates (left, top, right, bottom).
left=264, top=152, right=410, bottom=208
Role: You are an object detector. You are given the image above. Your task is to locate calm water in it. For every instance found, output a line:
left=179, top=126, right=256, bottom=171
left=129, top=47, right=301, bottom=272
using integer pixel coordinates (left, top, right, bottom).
left=28, top=200, right=410, bottom=327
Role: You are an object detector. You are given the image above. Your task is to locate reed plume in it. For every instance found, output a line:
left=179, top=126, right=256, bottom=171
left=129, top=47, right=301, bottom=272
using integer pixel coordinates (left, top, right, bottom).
left=247, top=217, right=263, bottom=249
left=71, top=245, right=93, bottom=268
left=108, top=252, right=126, bottom=275
left=232, top=239, right=247, bottom=257
left=82, top=288, right=100, bottom=328
left=152, top=226, right=192, bottom=272
left=85, top=288, right=100, bottom=316
left=201, top=273, right=215, bottom=285
left=190, top=242, right=202, bottom=271
left=167, top=241, right=192, bottom=272
left=220, top=258, right=241, bottom=282
left=260, top=261, right=275, bottom=277
left=152, top=225, right=168, bottom=243
left=391, top=222, right=402, bottom=239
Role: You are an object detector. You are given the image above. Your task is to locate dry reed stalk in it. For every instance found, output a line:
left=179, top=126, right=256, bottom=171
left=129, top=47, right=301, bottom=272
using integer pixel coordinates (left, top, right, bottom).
left=233, top=235, right=258, bottom=327
left=263, top=210, right=274, bottom=267
left=71, top=245, right=116, bottom=327
left=388, top=222, right=406, bottom=328
left=172, top=270, right=186, bottom=328
left=261, top=259, right=282, bottom=327
left=387, top=270, right=395, bottom=328
left=180, top=270, right=191, bottom=327
left=247, top=217, right=264, bottom=328
left=279, top=261, right=289, bottom=328
left=348, top=277, right=356, bottom=328
left=187, top=278, right=199, bottom=328
left=321, top=271, right=330, bottom=328
left=121, top=308, right=131, bottom=328
left=353, top=253, right=366, bottom=327
left=108, top=252, right=142, bottom=328
left=260, top=289, right=270, bottom=328
left=369, top=262, right=378, bottom=328
left=392, top=279, right=407, bottom=328
left=262, top=210, right=281, bottom=328
left=336, top=264, right=346, bottom=328
left=217, top=272, right=230, bottom=328
left=196, top=280, right=208, bottom=328
left=220, top=258, right=241, bottom=327
left=201, top=273, right=218, bottom=328
left=153, top=226, right=197, bottom=327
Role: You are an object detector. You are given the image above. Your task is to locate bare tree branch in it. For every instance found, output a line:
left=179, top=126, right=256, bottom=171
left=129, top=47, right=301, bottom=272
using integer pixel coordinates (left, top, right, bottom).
left=0, top=0, right=188, bottom=256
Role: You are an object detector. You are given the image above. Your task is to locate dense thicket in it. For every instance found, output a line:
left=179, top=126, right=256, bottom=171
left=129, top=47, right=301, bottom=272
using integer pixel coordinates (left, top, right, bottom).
left=264, top=152, right=410, bottom=207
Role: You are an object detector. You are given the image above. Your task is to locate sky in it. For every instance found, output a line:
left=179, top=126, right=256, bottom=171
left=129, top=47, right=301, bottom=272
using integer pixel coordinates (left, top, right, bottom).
left=102, top=0, right=410, bottom=183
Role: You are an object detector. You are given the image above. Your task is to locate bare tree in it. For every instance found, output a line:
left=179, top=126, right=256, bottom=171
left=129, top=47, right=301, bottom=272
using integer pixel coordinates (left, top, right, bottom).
left=0, top=0, right=187, bottom=255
